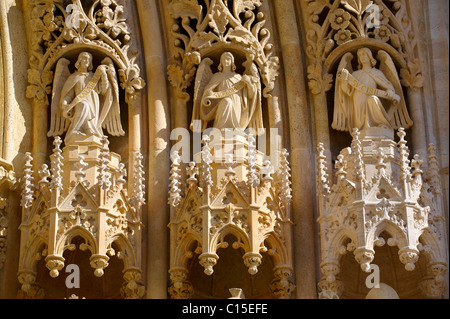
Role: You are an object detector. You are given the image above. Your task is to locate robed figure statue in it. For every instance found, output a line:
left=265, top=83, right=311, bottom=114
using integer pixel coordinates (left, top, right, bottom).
left=48, top=51, right=125, bottom=141
left=332, top=48, right=412, bottom=133
left=191, top=52, right=263, bottom=134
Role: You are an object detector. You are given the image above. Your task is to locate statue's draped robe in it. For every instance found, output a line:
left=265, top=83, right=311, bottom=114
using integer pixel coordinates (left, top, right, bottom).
left=200, top=71, right=263, bottom=132
left=60, top=71, right=104, bottom=139
left=60, top=67, right=118, bottom=138
left=334, top=68, right=394, bottom=132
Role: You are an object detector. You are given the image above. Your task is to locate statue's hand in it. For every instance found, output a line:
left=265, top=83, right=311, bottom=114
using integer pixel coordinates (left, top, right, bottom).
left=387, top=90, right=400, bottom=104
left=339, top=69, right=349, bottom=80
left=393, top=93, right=400, bottom=104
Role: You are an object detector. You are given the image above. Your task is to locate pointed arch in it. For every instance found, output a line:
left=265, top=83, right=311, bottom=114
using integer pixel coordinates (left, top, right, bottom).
left=55, top=226, right=97, bottom=257
left=210, top=224, right=251, bottom=253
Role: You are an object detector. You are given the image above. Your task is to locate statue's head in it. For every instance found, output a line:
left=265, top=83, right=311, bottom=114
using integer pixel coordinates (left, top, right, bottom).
left=75, top=52, right=93, bottom=71
left=357, top=48, right=377, bottom=69
left=218, top=52, right=236, bottom=72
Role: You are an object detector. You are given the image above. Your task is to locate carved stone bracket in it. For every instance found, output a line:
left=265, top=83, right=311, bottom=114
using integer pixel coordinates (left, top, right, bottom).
left=168, top=267, right=194, bottom=299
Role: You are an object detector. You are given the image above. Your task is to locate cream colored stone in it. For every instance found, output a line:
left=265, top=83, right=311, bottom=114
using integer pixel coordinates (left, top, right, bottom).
left=0, top=0, right=447, bottom=300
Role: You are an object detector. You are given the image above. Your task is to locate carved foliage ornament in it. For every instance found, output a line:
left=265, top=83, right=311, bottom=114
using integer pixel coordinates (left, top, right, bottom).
left=26, top=0, right=145, bottom=106
left=168, top=0, right=279, bottom=100
left=305, top=0, right=424, bottom=95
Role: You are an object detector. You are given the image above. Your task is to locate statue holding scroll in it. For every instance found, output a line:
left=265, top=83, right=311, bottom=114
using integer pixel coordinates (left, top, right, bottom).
left=191, top=52, right=263, bottom=133
left=332, top=48, right=412, bottom=133
left=48, top=51, right=125, bottom=141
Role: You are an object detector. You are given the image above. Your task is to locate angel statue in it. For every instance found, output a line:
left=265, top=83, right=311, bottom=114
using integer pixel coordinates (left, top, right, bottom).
left=48, top=51, right=125, bottom=142
left=332, top=48, right=413, bottom=135
left=191, top=52, right=263, bottom=134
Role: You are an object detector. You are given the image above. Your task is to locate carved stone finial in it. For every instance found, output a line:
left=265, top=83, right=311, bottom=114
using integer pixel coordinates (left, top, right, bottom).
left=243, top=252, right=262, bottom=275
left=228, top=288, right=245, bottom=299
left=201, top=136, right=213, bottom=188
left=261, top=160, right=274, bottom=185
left=199, top=253, right=218, bottom=276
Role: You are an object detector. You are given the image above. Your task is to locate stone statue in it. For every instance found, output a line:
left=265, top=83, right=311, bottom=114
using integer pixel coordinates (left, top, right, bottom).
left=191, top=52, right=263, bottom=134
left=332, top=48, right=412, bottom=134
left=48, top=51, right=125, bottom=141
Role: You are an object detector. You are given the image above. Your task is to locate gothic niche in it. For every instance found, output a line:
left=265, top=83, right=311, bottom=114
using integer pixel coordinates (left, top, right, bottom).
left=315, top=46, right=448, bottom=299
left=167, top=0, right=294, bottom=299
left=18, top=0, right=145, bottom=299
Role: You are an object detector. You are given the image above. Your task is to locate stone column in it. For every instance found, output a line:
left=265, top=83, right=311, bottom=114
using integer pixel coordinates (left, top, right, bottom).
left=137, top=0, right=170, bottom=299
left=273, top=0, right=317, bottom=299
left=0, top=0, right=31, bottom=298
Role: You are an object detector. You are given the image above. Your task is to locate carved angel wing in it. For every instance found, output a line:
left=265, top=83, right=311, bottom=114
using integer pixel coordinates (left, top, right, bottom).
left=191, top=57, right=213, bottom=132
left=377, top=50, right=413, bottom=130
left=48, top=58, right=71, bottom=137
left=332, top=52, right=354, bottom=131
left=101, top=59, right=125, bottom=136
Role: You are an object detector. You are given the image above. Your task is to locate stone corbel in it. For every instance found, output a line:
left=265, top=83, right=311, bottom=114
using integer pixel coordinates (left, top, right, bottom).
left=317, top=261, right=343, bottom=299
left=121, top=268, right=146, bottom=299
left=17, top=271, right=44, bottom=299
left=269, top=266, right=295, bottom=299
left=420, top=262, right=449, bottom=299
left=168, top=267, right=194, bottom=299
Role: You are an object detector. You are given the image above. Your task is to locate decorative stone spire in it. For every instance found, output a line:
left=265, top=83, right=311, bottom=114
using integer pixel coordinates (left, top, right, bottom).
left=247, top=134, right=260, bottom=188
left=50, top=137, right=63, bottom=193
left=278, top=149, right=292, bottom=207
left=130, top=151, right=146, bottom=210
left=201, top=135, right=213, bottom=189
left=21, top=153, right=35, bottom=209
left=169, top=151, right=182, bottom=208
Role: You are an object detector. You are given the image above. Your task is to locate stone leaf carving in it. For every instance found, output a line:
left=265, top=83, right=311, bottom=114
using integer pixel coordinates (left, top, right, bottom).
left=305, top=0, right=423, bottom=94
